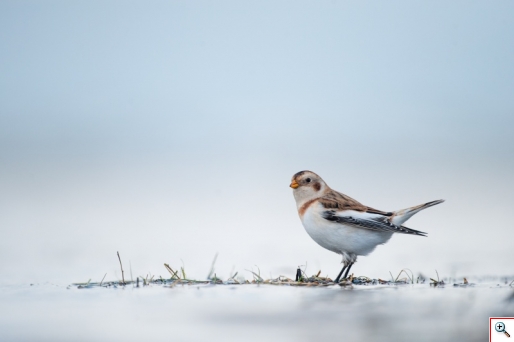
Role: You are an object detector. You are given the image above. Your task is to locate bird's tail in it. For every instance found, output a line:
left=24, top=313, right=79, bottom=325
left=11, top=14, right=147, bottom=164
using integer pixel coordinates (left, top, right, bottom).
left=390, top=199, right=445, bottom=226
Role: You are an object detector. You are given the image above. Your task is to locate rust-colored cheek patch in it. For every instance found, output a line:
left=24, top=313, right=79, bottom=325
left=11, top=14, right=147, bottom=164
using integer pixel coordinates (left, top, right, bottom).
left=313, top=182, right=321, bottom=191
left=299, top=199, right=318, bottom=218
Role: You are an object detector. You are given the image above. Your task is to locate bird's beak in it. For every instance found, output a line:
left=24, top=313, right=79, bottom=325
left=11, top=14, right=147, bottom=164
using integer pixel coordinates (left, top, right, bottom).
left=290, top=180, right=299, bottom=189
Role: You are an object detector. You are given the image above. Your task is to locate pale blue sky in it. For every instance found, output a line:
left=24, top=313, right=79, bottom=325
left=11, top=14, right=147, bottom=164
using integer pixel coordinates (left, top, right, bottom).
left=1, top=1, right=513, bottom=283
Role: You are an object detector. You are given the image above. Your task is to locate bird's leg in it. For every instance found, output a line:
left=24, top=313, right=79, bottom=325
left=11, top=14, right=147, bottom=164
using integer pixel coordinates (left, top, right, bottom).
left=342, top=262, right=354, bottom=280
left=334, top=265, right=348, bottom=283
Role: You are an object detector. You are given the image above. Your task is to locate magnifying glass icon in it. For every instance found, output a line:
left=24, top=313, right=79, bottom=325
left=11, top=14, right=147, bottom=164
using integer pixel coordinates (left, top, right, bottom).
left=495, top=322, right=511, bottom=337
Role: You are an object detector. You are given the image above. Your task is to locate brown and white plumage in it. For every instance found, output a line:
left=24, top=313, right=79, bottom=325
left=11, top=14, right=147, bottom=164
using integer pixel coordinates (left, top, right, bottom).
left=290, top=170, right=444, bottom=282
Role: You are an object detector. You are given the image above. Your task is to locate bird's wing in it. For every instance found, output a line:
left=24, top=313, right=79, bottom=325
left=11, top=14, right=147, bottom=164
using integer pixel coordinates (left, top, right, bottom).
left=322, top=209, right=427, bottom=236
left=319, top=190, right=393, bottom=216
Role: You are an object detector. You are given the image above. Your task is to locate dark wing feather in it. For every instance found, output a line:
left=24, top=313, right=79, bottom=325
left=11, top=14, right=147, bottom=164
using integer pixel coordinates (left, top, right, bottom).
left=322, top=210, right=427, bottom=236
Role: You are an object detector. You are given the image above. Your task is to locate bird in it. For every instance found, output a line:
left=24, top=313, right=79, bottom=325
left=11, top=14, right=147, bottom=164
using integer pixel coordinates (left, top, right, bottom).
left=290, top=170, right=444, bottom=283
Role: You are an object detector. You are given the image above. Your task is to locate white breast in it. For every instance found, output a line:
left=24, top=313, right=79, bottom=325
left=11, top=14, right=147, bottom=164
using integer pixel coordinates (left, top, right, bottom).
left=301, top=202, right=393, bottom=257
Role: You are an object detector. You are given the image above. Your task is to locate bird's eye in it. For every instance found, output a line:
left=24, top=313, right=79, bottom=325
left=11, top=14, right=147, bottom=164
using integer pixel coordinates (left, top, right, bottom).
left=306, top=178, right=311, bottom=183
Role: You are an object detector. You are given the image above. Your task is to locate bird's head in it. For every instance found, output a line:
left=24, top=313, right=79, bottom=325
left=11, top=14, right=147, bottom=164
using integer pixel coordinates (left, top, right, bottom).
left=290, top=170, right=328, bottom=205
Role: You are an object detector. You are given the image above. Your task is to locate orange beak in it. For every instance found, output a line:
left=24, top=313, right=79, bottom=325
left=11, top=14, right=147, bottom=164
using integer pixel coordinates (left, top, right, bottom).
left=290, top=180, right=299, bottom=189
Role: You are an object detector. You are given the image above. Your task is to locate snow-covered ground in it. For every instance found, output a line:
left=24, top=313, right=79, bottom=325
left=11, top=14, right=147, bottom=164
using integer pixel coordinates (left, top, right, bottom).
left=1, top=281, right=512, bottom=342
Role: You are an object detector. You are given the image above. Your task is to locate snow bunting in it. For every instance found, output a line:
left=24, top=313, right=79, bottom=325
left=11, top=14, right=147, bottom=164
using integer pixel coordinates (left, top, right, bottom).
left=290, top=170, right=444, bottom=283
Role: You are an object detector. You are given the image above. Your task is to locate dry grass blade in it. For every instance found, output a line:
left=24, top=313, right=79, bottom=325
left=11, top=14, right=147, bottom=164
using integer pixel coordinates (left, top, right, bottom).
left=395, top=269, right=414, bottom=284
left=245, top=269, right=263, bottom=282
left=164, top=264, right=180, bottom=280
left=430, top=270, right=445, bottom=286
left=117, top=251, right=125, bottom=285
left=78, top=279, right=92, bottom=289
left=206, top=253, right=218, bottom=280
left=99, top=273, right=107, bottom=286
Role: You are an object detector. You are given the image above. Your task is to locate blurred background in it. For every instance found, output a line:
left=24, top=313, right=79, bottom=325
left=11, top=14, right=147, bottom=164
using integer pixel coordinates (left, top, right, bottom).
left=1, top=0, right=513, bottom=285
